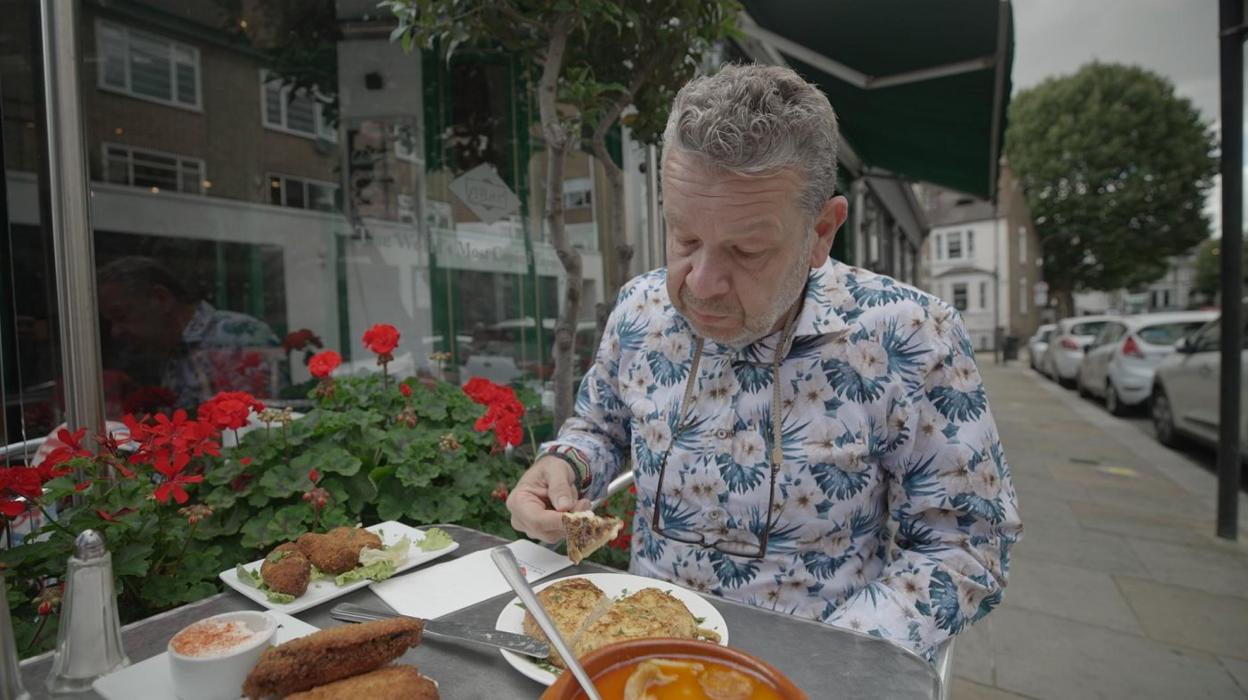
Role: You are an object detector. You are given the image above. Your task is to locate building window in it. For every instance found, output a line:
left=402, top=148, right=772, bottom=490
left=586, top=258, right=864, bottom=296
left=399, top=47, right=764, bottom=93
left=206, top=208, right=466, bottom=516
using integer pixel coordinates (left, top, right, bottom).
left=268, top=173, right=339, bottom=212
left=261, top=71, right=337, bottom=142
left=979, top=281, right=988, bottom=310
left=1020, top=279, right=1028, bottom=313
left=934, top=233, right=943, bottom=261
left=1019, top=226, right=1028, bottom=263
left=96, top=20, right=201, bottom=109
left=563, top=177, right=593, bottom=209
left=103, top=143, right=204, bottom=194
left=952, top=282, right=968, bottom=311
left=947, top=231, right=963, bottom=259
left=966, top=230, right=975, bottom=256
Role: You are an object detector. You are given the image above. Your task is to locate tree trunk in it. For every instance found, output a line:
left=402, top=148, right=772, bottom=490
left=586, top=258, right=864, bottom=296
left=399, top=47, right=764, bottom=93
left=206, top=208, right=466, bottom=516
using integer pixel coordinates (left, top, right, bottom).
left=538, top=15, right=580, bottom=428
left=1055, top=286, right=1075, bottom=318
left=592, top=133, right=632, bottom=305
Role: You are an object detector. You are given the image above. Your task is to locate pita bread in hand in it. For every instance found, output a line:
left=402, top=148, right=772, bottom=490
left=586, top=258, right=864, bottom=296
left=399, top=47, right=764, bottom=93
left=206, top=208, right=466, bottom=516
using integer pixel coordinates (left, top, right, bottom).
left=562, top=511, right=624, bottom=564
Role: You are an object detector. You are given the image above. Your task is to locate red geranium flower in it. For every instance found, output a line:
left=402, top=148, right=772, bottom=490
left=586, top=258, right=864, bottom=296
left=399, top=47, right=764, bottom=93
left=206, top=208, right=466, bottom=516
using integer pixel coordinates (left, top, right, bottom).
left=154, top=472, right=204, bottom=505
left=362, top=324, right=400, bottom=355
left=198, top=391, right=264, bottom=432
left=122, top=385, right=178, bottom=418
left=308, top=350, right=341, bottom=378
left=38, top=427, right=92, bottom=481
left=462, top=377, right=525, bottom=448
left=399, top=383, right=412, bottom=398
left=0, top=467, right=44, bottom=517
left=308, top=468, right=320, bottom=484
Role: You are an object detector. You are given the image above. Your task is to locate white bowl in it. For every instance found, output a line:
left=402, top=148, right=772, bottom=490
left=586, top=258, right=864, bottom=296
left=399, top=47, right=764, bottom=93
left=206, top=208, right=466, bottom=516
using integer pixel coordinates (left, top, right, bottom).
left=167, top=611, right=277, bottom=700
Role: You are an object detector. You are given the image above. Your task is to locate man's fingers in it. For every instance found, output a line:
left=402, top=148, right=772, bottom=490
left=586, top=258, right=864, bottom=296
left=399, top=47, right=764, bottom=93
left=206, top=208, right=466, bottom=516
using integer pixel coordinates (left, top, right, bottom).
left=573, top=498, right=592, bottom=512
left=545, top=465, right=579, bottom=512
left=507, top=484, right=568, bottom=543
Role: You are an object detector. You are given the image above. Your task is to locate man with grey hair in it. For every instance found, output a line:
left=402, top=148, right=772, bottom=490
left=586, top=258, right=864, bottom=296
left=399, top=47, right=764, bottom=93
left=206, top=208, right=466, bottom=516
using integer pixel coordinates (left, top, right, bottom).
left=508, top=63, right=1021, bottom=660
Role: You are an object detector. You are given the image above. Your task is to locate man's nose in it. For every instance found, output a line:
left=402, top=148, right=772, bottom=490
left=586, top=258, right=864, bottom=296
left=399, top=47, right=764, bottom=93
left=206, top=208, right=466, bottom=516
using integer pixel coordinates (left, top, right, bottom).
left=685, top=249, right=730, bottom=300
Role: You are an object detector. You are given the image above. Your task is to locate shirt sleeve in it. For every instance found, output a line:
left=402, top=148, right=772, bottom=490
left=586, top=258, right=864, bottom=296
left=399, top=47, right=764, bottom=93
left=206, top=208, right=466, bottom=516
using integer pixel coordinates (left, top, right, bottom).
left=539, top=287, right=635, bottom=502
left=823, top=305, right=1023, bottom=661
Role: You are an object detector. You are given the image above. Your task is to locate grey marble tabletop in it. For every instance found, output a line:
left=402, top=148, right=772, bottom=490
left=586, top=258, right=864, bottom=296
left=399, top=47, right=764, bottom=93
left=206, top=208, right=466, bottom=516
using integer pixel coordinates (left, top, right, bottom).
left=18, top=524, right=940, bottom=699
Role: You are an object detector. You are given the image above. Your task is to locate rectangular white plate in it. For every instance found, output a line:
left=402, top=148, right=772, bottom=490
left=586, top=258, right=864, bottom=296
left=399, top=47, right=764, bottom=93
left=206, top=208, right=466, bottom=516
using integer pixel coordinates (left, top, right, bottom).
left=93, top=612, right=317, bottom=700
left=218, top=521, right=459, bottom=614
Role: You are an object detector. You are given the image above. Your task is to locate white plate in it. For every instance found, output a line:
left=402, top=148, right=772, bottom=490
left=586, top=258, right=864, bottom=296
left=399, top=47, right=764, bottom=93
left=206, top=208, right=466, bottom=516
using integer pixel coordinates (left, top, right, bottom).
left=93, top=612, right=317, bottom=700
left=218, top=521, right=459, bottom=614
left=494, top=572, right=730, bottom=686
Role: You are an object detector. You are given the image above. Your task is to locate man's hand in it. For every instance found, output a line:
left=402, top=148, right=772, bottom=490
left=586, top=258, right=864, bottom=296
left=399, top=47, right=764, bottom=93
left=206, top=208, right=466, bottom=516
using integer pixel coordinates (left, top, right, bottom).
left=506, top=456, right=592, bottom=543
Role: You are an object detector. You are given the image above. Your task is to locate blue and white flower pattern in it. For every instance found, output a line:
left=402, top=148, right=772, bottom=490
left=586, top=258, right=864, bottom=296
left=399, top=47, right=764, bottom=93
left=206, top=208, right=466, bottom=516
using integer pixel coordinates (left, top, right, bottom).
left=544, top=258, right=1022, bottom=661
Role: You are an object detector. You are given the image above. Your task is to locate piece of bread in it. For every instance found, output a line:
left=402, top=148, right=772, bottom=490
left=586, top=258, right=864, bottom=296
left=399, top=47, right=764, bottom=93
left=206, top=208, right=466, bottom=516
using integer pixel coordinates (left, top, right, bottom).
left=520, top=578, right=610, bottom=669
left=284, top=665, right=439, bottom=700
left=562, top=511, right=624, bottom=564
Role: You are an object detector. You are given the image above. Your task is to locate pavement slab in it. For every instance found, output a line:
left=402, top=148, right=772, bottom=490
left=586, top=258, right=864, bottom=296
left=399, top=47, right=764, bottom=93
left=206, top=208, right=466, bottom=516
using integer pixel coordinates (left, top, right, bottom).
left=1115, top=575, right=1248, bottom=659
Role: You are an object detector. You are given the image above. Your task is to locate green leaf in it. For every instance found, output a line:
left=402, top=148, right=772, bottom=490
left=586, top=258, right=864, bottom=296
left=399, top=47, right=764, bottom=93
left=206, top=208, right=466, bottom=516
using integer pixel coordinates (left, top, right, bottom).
left=113, top=540, right=154, bottom=579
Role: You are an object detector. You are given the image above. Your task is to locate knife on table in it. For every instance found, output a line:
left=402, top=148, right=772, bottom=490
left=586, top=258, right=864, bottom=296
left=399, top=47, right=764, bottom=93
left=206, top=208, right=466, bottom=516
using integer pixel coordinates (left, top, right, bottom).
left=329, top=602, right=550, bottom=659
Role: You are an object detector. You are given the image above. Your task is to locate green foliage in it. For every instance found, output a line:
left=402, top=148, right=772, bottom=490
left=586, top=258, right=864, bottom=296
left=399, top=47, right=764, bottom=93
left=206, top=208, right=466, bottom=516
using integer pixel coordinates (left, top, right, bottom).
left=200, top=375, right=526, bottom=554
left=1193, top=236, right=1248, bottom=303
left=1005, top=62, right=1218, bottom=306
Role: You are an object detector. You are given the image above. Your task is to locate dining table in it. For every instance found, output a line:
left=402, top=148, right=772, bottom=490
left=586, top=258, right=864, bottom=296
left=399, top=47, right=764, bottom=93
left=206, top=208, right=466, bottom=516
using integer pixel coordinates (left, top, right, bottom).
left=16, top=524, right=943, bottom=699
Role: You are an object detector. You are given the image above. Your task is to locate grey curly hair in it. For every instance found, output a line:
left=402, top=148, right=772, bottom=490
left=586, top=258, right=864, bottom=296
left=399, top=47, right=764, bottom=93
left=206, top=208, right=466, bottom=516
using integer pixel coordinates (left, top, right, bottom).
left=662, top=63, right=839, bottom=218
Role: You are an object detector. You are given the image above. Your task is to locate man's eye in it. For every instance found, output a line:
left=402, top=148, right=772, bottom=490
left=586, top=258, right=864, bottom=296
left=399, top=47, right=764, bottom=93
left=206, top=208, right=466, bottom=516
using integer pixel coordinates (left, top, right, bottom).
left=675, top=239, right=699, bottom=251
left=735, top=248, right=766, bottom=259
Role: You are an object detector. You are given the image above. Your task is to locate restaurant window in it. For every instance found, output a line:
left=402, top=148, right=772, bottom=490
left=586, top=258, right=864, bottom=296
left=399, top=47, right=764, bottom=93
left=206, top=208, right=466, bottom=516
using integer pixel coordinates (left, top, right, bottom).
left=952, top=282, right=969, bottom=311
left=947, top=231, right=963, bottom=259
left=966, top=229, right=975, bottom=256
left=103, top=143, right=204, bottom=194
left=260, top=70, right=337, bottom=142
left=268, top=174, right=339, bottom=212
left=97, top=20, right=200, bottom=109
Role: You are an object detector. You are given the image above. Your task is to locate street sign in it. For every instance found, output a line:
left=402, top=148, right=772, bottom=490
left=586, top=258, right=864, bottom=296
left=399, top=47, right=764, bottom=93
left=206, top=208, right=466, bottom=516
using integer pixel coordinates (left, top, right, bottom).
left=449, top=163, right=521, bottom=225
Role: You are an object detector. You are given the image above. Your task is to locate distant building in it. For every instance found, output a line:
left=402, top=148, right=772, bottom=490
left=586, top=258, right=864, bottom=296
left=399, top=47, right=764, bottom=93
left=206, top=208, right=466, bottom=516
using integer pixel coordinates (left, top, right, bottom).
left=916, top=161, right=1043, bottom=351
left=1072, top=252, right=1200, bottom=315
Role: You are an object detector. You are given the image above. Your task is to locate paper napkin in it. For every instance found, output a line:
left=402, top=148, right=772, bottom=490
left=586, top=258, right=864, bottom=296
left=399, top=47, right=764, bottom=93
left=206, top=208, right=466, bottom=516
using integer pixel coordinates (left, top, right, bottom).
left=370, top=539, right=573, bottom=619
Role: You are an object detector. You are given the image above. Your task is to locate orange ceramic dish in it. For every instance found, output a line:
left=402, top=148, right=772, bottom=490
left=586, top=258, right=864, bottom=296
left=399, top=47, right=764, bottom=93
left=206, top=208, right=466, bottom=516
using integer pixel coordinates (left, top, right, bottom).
left=540, top=638, right=809, bottom=700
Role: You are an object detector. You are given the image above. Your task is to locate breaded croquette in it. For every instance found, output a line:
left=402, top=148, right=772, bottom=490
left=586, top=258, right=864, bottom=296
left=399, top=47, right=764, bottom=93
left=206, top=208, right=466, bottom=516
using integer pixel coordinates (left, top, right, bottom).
left=260, top=542, right=312, bottom=597
left=285, top=665, right=439, bottom=700
left=296, top=526, right=383, bottom=574
left=241, top=617, right=424, bottom=699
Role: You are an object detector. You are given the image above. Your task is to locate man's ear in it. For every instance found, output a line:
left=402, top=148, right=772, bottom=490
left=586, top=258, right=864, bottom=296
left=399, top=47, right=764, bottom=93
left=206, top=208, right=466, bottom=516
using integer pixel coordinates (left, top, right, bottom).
left=809, top=195, right=849, bottom=267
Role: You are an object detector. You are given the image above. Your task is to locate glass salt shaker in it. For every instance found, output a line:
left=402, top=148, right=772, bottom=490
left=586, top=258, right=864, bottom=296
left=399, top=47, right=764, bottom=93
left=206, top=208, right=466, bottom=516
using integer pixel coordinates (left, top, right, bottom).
left=46, top=530, right=129, bottom=693
left=1, top=565, right=31, bottom=700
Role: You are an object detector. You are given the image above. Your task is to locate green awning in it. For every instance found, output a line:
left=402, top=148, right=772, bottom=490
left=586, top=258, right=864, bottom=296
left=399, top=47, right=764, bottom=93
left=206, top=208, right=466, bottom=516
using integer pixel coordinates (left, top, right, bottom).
left=740, top=0, right=1014, bottom=201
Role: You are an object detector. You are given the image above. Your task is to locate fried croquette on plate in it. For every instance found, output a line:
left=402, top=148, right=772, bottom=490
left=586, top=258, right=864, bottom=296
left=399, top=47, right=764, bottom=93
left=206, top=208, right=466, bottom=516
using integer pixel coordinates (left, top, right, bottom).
left=241, top=617, right=423, bottom=699
left=521, top=577, right=609, bottom=669
left=285, top=665, right=439, bottom=700
left=260, top=542, right=312, bottom=597
left=296, top=527, right=383, bottom=574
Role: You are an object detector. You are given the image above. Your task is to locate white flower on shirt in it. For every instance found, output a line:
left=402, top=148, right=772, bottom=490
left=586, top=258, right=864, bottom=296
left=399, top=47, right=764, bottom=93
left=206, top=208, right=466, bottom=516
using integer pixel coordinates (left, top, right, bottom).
left=640, top=419, right=672, bottom=454
left=623, top=361, right=655, bottom=395
left=660, top=334, right=690, bottom=363
left=971, top=463, right=1002, bottom=500
left=950, top=355, right=980, bottom=393
left=732, top=431, right=767, bottom=466
left=795, top=373, right=836, bottom=412
left=848, top=340, right=889, bottom=379
left=917, top=404, right=948, bottom=440
left=957, top=578, right=989, bottom=619
left=806, top=420, right=842, bottom=464
left=785, top=481, right=824, bottom=520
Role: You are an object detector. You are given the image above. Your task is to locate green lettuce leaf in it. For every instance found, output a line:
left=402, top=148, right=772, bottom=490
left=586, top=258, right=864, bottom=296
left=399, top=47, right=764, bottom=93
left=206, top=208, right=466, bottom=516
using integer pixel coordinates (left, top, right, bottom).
left=333, top=559, right=397, bottom=586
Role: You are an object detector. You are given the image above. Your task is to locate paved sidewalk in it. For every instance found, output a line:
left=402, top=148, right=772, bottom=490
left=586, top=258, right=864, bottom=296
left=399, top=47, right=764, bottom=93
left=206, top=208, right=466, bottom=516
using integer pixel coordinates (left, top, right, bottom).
left=952, top=361, right=1248, bottom=700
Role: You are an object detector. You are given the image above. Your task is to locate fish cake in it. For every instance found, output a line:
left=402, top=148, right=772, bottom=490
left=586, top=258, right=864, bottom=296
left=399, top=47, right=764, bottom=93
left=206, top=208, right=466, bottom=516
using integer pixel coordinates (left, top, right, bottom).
left=260, top=542, right=311, bottom=597
left=241, top=617, right=424, bottom=699
left=521, top=577, right=609, bottom=669
left=285, top=665, right=439, bottom=700
left=296, top=527, right=383, bottom=574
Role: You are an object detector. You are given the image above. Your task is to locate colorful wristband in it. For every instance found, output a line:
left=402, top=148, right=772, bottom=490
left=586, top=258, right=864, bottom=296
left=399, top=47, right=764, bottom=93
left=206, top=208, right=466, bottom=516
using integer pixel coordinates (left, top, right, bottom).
left=543, top=445, right=592, bottom=492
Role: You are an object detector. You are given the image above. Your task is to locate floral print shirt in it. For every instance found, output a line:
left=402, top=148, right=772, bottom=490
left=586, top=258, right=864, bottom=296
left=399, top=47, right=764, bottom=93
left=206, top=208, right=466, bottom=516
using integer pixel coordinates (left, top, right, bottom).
left=162, top=302, right=282, bottom=409
left=544, top=258, right=1022, bottom=660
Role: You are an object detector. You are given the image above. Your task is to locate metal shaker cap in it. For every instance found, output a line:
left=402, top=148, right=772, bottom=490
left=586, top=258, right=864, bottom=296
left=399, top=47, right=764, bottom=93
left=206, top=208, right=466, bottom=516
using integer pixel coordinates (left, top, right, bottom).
left=73, top=530, right=107, bottom=560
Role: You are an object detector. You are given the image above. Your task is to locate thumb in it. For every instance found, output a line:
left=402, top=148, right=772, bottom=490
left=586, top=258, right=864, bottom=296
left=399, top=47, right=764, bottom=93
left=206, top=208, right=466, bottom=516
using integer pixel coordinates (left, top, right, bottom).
left=546, top=465, right=578, bottom=512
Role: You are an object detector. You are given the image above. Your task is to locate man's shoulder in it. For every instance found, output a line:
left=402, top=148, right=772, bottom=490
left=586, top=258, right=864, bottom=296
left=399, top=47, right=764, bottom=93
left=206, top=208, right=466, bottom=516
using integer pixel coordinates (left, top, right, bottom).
left=831, top=260, right=955, bottom=326
left=196, top=307, right=280, bottom=347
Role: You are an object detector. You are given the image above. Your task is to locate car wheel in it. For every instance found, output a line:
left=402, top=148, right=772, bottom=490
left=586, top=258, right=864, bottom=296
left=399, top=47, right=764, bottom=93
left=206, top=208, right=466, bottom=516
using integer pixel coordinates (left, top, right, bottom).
left=1106, top=382, right=1128, bottom=416
left=1077, top=374, right=1093, bottom=398
left=1059, top=374, right=1076, bottom=389
left=1152, top=386, right=1181, bottom=447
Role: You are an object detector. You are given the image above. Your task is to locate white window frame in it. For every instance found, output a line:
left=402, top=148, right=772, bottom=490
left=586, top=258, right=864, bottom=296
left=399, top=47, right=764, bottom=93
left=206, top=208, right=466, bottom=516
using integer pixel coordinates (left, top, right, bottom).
left=1019, top=278, right=1029, bottom=313
left=952, top=282, right=969, bottom=311
left=268, top=172, right=339, bottom=211
left=946, top=231, right=963, bottom=260
left=260, top=70, right=338, bottom=143
left=102, top=142, right=205, bottom=194
left=966, top=229, right=975, bottom=256
left=979, top=281, right=988, bottom=310
left=563, top=177, right=593, bottom=210
left=95, top=20, right=201, bottom=111
left=1019, top=226, right=1028, bottom=263
left=934, top=233, right=944, bottom=260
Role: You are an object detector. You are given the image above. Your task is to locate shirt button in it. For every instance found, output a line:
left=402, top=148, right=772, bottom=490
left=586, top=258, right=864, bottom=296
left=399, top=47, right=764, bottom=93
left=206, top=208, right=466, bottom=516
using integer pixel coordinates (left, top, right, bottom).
left=714, top=429, right=730, bottom=439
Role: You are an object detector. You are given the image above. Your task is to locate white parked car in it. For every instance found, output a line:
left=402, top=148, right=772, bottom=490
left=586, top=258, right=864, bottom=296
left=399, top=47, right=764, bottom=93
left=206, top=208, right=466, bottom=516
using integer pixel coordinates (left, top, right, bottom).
left=1151, top=316, right=1248, bottom=453
left=1028, top=324, right=1056, bottom=371
left=1076, top=311, right=1217, bottom=415
left=1040, top=315, right=1118, bottom=387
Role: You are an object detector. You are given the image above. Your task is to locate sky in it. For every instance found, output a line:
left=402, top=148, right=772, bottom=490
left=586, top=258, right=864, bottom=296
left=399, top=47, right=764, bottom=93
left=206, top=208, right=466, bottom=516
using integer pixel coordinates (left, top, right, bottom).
left=1010, top=0, right=1226, bottom=233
